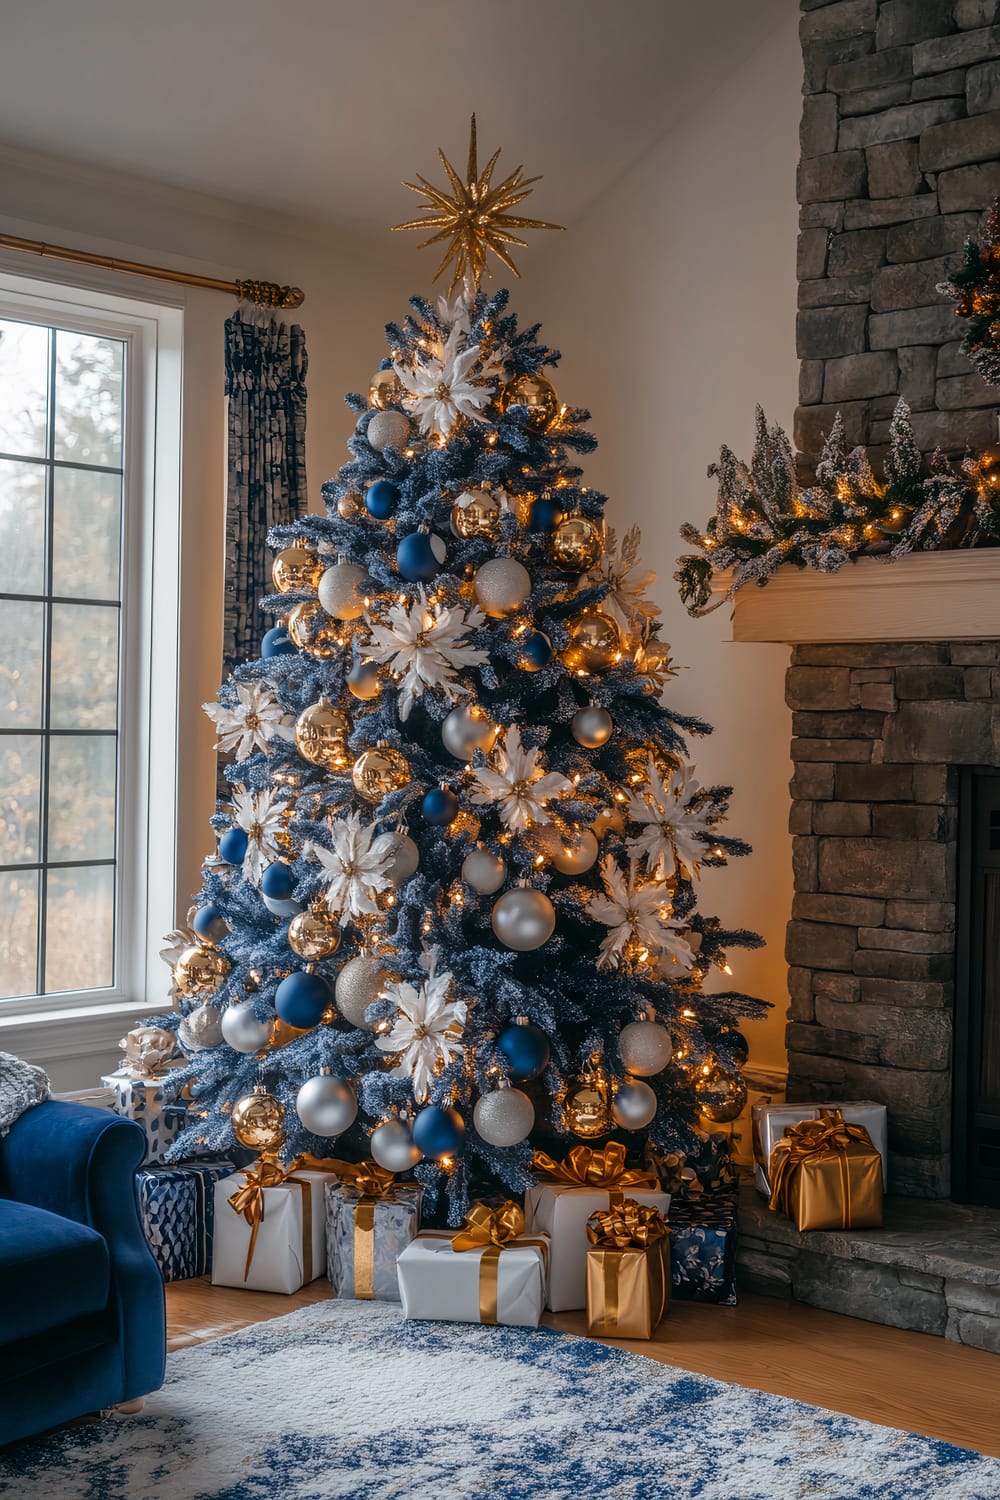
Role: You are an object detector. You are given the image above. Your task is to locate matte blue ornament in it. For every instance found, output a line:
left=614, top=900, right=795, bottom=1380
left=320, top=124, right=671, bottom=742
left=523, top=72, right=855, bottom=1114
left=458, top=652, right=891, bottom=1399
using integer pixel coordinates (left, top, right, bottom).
left=193, top=903, right=228, bottom=942
left=520, top=629, right=552, bottom=672
left=262, top=625, right=296, bottom=658
left=422, top=785, right=459, bottom=825
left=497, top=1020, right=551, bottom=1081
left=366, top=479, right=400, bottom=520
left=218, top=827, right=248, bottom=865
left=532, top=497, right=561, bottom=531
left=261, top=863, right=295, bottom=900
left=412, top=1104, right=466, bottom=1160
left=396, top=529, right=446, bottom=583
left=275, top=970, right=332, bottom=1030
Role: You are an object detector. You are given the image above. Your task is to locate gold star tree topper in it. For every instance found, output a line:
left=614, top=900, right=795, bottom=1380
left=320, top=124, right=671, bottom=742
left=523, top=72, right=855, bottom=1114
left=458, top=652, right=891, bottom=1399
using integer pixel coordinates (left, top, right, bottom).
left=393, top=115, right=564, bottom=292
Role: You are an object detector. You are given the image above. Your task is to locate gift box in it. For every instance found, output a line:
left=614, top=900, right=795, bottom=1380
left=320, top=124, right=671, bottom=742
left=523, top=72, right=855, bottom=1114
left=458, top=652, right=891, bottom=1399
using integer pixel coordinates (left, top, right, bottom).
left=326, top=1161, right=423, bottom=1301
left=211, top=1163, right=329, bottom=1294
left=752, top=1099, right=887, bottom=1198
left=101, top=1070, right=187, bottom=1165
left=769, top=1112, right=884, bottom=1232
left=585, top=1199, right=670, bottom=1340
left=398, top=1203, right=549, bottom=1328
left=525, top=1144, right=670, bottom=1312
left=669, top=1184, right=739, bottom=1306
left=136, top=1160, right=236, bottom=1282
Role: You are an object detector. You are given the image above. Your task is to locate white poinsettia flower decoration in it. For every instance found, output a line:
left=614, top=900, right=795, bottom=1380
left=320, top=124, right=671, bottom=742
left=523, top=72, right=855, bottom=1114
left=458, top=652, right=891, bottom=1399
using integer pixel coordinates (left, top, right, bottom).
left=581, top=525, right=659, bottom=636
left=394, top=325, right=494, bottom=440
left=626, top=761, right=714, bottom=880
left=231, top=786, right=293, bottom=886
left=203, top=680, right=294, bottom=761
left=375, top=961, right=467, bottom=1103
left=435, top=288, right=473, bottom=336
left=361, top=588, right=487, bottom=721
left=470, top=726, right=572, bottom=833
left=590, top=856, right=695, bottom=973
left=309, top=811, right=397, bottom=919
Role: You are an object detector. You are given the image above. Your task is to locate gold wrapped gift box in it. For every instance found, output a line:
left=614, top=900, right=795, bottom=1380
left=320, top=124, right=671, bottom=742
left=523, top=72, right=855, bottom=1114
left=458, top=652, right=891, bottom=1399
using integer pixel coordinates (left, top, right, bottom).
left=768, top=1112, right=883, bottom=1233
left=584, top=1199, right=670, bottom=1340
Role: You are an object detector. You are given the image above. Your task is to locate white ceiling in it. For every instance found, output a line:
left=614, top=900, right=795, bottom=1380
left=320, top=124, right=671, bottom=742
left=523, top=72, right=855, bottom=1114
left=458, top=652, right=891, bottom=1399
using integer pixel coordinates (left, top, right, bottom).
left=0, top=0, right=789, bottom=240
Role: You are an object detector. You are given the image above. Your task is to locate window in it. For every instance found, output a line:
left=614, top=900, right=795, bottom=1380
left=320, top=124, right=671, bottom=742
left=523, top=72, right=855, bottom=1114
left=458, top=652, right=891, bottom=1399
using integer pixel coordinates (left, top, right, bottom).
left=0, top=274, right=181, bottom=1020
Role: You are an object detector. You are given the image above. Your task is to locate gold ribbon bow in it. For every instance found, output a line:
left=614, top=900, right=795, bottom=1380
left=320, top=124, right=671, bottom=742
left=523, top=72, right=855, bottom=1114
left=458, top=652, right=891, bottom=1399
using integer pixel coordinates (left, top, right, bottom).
left=316, top=1157, right=398, bottom=1200
left=450, top=1201, right=548, bottom=1325
left=768, top=1110, right=877, bottom=1223
left=532, top=1143, right=659, bottom=1205
left=586, top=1197, right=669, bottom=1250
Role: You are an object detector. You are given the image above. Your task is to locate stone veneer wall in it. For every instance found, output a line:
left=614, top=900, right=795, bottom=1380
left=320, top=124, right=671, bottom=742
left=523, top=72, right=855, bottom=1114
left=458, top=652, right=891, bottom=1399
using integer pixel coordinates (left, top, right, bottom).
left=797, top=0, right=1000, bottom=465
left=784, top=639, right=1000, bottom=1197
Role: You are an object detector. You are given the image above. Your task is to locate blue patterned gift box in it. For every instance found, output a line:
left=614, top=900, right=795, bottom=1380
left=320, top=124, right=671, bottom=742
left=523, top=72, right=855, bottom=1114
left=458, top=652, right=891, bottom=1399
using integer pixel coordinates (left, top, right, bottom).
left=136, top=1161, right=237, bottom=1282
left=101, top=1070, right=188, bottom=1165
left=326, top=1183, right=423, bottom=1301
left=669, top=1185, right=739, bottom=1307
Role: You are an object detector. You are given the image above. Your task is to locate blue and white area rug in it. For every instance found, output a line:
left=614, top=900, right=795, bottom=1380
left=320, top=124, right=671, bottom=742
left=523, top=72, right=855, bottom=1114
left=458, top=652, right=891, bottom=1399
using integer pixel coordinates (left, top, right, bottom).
left=2, top=1300, right=998, bottom=1499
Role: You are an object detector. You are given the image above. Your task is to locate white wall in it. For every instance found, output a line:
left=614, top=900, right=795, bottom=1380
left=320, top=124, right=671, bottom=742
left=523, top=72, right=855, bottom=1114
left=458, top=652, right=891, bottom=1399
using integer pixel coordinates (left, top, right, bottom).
left=526, top=14, right=801, bottom=1072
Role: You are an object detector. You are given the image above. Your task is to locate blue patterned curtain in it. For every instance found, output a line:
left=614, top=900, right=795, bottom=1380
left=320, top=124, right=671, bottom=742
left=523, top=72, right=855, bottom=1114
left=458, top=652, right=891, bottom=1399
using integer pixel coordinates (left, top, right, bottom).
left=223, top=311, right=308, bottom=669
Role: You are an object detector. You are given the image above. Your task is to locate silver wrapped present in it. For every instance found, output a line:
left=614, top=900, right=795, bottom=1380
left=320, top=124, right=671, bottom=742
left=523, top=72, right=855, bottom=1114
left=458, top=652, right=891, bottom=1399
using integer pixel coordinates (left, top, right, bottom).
left=326, top=1181, right=423, bottom=1301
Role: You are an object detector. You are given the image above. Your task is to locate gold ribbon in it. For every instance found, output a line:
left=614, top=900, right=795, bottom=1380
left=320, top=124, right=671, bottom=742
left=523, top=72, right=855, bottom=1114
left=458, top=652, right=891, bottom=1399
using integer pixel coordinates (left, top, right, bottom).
left=532, top=1143, right=659, bottom=1207
left=768, top=1110, right=876, bottom=1227
left=450, top=1202, right=548, bottom=1325
left=586, top=1197, right=669, bottom=1250
left=228, top=1157, right=315, bottom=1283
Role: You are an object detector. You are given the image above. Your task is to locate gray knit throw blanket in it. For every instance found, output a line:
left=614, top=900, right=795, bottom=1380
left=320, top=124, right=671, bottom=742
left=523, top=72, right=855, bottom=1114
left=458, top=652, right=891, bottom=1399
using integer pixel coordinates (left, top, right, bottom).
left=0, top=1051, right=50, bottom=1137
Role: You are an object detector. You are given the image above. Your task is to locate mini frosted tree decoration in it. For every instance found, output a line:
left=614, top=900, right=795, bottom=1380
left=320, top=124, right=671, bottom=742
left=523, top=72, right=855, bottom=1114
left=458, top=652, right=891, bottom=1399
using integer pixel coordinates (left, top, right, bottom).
left=151, top=120, right=765, bottom=1224
left=939, top=195, right=1000, bottom=389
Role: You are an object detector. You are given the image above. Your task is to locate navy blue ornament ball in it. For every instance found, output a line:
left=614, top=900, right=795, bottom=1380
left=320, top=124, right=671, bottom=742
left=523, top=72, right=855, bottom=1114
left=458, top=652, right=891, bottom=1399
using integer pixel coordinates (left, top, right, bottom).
left=261, top=863, right=295, bottom=901
left=365, top=479, right=400, bottom=520
left=422, top=785, right=459, bottom=825
left=218, top=827, right=249, bottom=865
left=498, top=1020, right=551, bottom=1080
left=274, top=970, right=332, bottom=1030
left=412, top=1103, right=466, bottom=1160
left=532, top=497, right=561, bottom=532
left=193, top=903, right=228, bottom=942
left=396, top=530, right=446, bottom=583
left=520, top=629, right=552, bottom=672
left=262, top=625, right=296, bottom=658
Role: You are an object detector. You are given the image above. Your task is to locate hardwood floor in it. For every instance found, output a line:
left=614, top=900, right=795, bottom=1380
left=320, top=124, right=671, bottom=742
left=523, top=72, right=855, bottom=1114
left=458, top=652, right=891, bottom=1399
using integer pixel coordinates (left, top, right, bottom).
left=166, top=1277, right=1000, bottom=1459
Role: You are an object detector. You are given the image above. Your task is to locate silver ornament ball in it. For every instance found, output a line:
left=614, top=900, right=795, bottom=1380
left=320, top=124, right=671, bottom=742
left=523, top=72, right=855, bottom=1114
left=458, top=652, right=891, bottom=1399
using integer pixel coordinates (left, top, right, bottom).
left=347, top=660, right=381, bottom=700
left=367, top=409, right=411, bottom=453
left=295, top=1073, right=358, bottom=1137
left=384, top=831, right=420, bottom=886
left=335, top=954, right=391, bottom=1029
left=441, top=704, right=497, bottom=761
left=461, top=846, right=507, bottom=895
left=611, top=1078, right=658, bottom=1130
left=318, top=562, right=368, bottom=622
left=370, top=1118, right=421, bottom=1172
left=571, top=704, right=614, bottom=749
left=491, top=887, right=556, bottom=952
left=262, top=894, right=304, bottom=918
left=550, top=827, right=599, bottom=876
left=473, top=557, right=532, bottom=619
left=178, top=1003, right=224, bottom=1052
left=617, top=1020, right=673, bottom=1077
left=473, top=1086, right=535, bottom=1147
left=220, top=1002, right=274, bottom=1055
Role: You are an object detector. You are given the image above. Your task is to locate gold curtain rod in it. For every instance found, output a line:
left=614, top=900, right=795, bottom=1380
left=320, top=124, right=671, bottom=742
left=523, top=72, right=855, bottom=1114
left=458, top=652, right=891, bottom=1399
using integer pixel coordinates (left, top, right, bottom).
left=0, top=231, right=304, bottom=308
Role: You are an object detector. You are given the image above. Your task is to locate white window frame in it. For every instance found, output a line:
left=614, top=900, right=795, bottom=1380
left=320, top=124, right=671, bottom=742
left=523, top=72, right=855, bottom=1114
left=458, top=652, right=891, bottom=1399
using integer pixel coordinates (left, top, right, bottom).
left=0, top=268, right=182, bottom=1054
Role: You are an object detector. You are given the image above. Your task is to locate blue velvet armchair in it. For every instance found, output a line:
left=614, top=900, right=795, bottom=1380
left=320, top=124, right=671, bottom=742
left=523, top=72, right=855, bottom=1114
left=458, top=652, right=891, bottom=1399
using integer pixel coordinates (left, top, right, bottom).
left=0, top=1099, right=166, bottom=1445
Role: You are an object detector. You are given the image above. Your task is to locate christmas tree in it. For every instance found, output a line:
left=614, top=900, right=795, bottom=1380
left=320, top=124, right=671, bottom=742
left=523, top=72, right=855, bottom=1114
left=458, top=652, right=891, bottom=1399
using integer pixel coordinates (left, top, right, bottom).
left=156, top=121, right=765, bottom=1223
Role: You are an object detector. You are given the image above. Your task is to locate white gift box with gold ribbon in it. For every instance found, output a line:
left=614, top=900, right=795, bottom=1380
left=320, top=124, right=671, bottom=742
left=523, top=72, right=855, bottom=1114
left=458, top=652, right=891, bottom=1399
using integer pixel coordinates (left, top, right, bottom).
left=211, top=1168, right=328, bottom=1295
left=397, top=1225, right=549, bottom=1328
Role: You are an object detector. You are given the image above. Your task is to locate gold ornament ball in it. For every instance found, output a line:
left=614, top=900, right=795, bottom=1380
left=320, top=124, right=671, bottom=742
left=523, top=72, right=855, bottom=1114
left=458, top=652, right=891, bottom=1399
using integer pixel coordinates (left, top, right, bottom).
left=562, top=612, right=623, bottom=673
left=352, top=742, right=410, bottom=802
left=548, top=515, right=602, bottom=573
left=592, top=803, right=625, bottom=840
left=695, top=1063, right=749, bottom=1124
left=287, top=908, right=342, bottom=962
left=337, top=492, right=362, bottom=520
left=174, top=944, right=231, bottom=998
left=286, top=601, right=340, bottom=659
left=564, top=1081, right=612, bottom=1139
left=272, top=546, right=323, bottom=595
left=500, top=372, right=559, bottom=430
left=451, top=489, right=500, bottom=541
left=231, top=1084, right=286, bottom=1153
left=369, top=368, right=405, bottom=410
left=294, top=700, right=350, bottom=771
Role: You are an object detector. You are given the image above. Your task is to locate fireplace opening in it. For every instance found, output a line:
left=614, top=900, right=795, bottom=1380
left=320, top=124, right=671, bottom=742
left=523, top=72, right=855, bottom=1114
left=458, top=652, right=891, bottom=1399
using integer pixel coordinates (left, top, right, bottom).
left=954, top=769, right=1000, bottom=1209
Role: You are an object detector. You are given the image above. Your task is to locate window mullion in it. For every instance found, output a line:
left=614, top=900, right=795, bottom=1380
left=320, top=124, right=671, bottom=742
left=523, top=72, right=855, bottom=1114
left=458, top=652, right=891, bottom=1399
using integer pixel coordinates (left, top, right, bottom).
left=35, top=324, right=57, bottom=995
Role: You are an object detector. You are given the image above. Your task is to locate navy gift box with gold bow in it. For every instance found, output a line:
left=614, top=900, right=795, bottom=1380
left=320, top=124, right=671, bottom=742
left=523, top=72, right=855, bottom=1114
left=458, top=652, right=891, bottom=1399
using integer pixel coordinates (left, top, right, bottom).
left=668, top=1184, right=739, bottom=1306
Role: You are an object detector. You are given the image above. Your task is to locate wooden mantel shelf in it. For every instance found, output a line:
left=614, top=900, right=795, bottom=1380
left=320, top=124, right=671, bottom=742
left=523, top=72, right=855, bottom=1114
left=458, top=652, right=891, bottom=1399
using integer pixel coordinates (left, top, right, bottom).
left=712, top=549, right=1000, bottom=645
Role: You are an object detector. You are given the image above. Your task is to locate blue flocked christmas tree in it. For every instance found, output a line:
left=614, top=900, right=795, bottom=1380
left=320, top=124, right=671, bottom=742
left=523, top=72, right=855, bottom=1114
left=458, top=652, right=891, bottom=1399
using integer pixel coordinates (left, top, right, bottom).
left=154, top=121, right=766, bottom=1224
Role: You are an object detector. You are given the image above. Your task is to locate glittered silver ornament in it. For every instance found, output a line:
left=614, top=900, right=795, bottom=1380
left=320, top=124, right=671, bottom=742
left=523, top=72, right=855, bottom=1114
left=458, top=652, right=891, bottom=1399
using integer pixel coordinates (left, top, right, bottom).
left=318, top=561, right=368, bottom=622
left=473, top=1086, right=534, bottom=1147
left=461, top=846, right=507, bottom=895
left=384, top=831, right=420, bottom=885
left=611, top=1078, right=658, bottom=1130
left=370, top=1117, right=421, bottom=1172
left=220, top=1002, right=274, bottom=1054
left=335, top=954, right=393, bottom=1029
left=367, top=409, right=411, bottom=453
left=295, top=1071, right=358, bottom=1137
left=491, top=887, right=556, bottom=951
left=177, top=1003, right=224, bottom=1052
left=571, top=704, right=613, bottom=749
left=617, top=1020, right=673, bottom=1077
left=441, top=703, right=497, bottom=761
left=473, top=557, right=531, bottom=619
left=347, top=660, right=381, bottom=700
